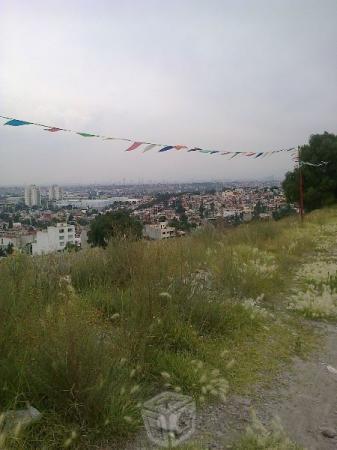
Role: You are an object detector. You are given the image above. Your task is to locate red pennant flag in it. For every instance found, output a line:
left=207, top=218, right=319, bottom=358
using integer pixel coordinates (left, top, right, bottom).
left=44, top=127, right=62, bottom=132
left=125, top=142, right=143, bottom=152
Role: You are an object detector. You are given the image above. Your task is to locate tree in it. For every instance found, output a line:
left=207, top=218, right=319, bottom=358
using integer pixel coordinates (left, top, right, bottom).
left=65, top=242, right=79, bottom=252
left=233, top=212, right=243, bottom=225
left=78, top=217, right=89, bottom=226
left=253, top=201, right=266, bottom=218
left=88, top=210, right=143, bottom=247
left=272, top=204, right=296, bottom=221
left=283, top=133, right=337, bottom=212
left=199, top=201, right=205, bottom=219
left=6, top=243, right=14, bottom=255
left=175, top=199, right=185, bottom=215
left=169, top=215, right=196, bottom=232
left=168, top=217, right=179, bottom=229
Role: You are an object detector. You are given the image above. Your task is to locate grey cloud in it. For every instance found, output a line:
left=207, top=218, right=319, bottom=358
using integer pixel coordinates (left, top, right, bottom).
left=0, top=0, right=336, bottom=185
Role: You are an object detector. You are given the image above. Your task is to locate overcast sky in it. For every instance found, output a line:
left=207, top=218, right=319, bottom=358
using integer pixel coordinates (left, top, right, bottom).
left=1, top=0, right=336, bottom=185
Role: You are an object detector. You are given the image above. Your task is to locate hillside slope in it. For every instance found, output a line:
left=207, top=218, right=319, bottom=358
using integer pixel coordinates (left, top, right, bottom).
left=0, top=207, right=336, bottom=449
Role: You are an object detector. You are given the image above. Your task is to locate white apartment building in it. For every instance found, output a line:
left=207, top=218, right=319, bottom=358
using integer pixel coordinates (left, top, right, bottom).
left=32, top=223, right=76, bottom=255
left=0, top=231, right=35, bottom=252
left=49, top=185, right=63, bottom=201
left=143, top=222, right=176, bottom=240
left=24, top=185, right=41, bottom=207
left=0, top=236, right=15, bottom=250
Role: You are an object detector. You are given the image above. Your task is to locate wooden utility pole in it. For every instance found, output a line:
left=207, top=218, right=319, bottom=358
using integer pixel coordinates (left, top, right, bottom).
left=298, top=146, right=304, bottom=221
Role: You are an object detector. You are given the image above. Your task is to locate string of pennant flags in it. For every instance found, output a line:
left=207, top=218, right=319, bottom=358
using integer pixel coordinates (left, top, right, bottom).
left=0, top=114, right=298, bottom=159
left=300, top=161, right=328, bottom=167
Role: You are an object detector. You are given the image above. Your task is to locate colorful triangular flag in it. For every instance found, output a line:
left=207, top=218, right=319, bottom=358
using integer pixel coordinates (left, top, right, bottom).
left=159, top=146, right=175, bottom=152
left=77, top=132, right=97, bottom=137
left=44, top=127, right=62, bottom=132
left=4, top=119, right=31, bottom=126
left=142, top=144, right=157, bottom=153
left=125, top=141, right=143, bottom=152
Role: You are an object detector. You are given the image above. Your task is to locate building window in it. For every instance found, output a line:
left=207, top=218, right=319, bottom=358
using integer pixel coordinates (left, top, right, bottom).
left=59, top=236, right=64, bottom=240
left=59, top=229, right=64, bottom=233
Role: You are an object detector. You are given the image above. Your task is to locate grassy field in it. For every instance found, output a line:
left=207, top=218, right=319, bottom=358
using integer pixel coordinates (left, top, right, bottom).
left=0, top=207, right=336, bottom=449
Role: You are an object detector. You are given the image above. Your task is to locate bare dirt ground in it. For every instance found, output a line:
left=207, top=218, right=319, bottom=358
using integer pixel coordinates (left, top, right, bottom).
left=111, top=245, right=337, bottom=450
left=195, top=322, right=337, bottom=450
left=112, top=322, right=337, bottom=450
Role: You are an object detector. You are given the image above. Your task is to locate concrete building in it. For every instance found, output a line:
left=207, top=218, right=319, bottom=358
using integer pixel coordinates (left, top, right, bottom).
left=24, top=185, right=41, bottom=207
left=49, top=185, right=63, bottom=201
left=242, top=209, right=253, bottom=222
left=0, top=236, right=15, bottom=250
left=56, top=197, right=140, bottom=209
left=0, top=230, right=35, bottom=253
left=32, top=223, right=75, bottom=255
left=143, top=222, right=176, bottom=240
left=80, top=228, right=89, bottom=249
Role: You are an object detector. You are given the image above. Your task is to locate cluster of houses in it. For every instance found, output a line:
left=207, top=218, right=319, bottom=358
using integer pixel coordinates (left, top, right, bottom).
left=0, top=220, right=179, bottom=256
left=0, top=185, right=290, bottom=257
left=0, top=222, right=86, bottom=256
left=135, top=187, right=287, bottom=227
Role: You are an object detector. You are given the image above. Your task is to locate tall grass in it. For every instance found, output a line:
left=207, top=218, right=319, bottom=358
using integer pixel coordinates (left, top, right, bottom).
left=0, top=207, right=336, bottom=448
left=232, top=411, right=303, bottom=450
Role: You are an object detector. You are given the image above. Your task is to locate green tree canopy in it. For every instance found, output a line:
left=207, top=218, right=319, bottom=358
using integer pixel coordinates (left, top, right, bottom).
left=88, top=210, right=143, bottom=247
left=6, top=243, right=14, bottom=255
left=283, top=132, right=337, bottom=211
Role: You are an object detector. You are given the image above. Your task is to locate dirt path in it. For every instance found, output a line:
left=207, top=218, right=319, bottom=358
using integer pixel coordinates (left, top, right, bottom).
left=194, top=243, right=337, bottom=449
left=113, top=242, right=337, bottom=450
left=194, top=322, right=337, bottom=450
left=259, top=323, right=337, bottom=450
left=114, top=322, right=337, bottom=450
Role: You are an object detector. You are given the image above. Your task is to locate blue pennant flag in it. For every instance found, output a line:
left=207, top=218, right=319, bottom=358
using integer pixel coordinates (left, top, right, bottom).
left=159, top=146, right=174, bottom=152
left=4, top=119, right=32, bottom=126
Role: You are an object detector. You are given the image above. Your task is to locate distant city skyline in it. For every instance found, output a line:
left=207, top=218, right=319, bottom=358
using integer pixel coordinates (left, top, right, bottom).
left=0, top=177, right=283, bottom=189
left=1, top=0, right=336, bottom=184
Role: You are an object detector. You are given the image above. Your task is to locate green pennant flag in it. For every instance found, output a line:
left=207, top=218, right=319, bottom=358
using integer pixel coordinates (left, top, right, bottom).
left=77, top=132, right=97, bottom=137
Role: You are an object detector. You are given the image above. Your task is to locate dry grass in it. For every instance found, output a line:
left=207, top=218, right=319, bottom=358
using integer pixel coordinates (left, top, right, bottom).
left=0, top=207, right=336, bottom=448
